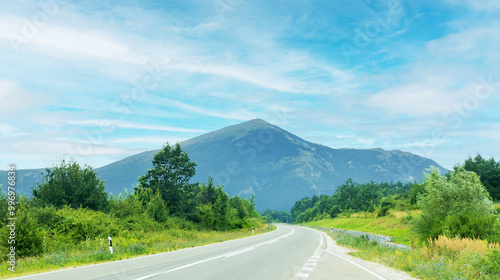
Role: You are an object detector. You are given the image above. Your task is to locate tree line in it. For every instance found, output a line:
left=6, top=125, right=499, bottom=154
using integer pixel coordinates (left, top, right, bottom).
left=1, top=142, right=262, bottom=258
left=289, top=154, right=500, bottom=243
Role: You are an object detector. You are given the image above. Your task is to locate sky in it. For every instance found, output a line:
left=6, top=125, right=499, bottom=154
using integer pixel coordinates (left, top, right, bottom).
left=1, top=0, right=499, bottom=170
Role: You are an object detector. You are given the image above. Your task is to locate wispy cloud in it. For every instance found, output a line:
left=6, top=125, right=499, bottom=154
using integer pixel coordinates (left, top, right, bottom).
left=67, top=119, right=206, bottom=133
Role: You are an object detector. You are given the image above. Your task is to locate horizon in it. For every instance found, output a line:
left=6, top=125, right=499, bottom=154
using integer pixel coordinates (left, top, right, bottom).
left=1, top=1, right=500, bottom=170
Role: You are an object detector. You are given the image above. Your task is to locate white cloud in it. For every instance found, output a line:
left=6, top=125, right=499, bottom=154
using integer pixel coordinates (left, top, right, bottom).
left=365, top=84, right=462, bottom=117
left=426, top=24, right=500, bottom=63
left=0, top=123, right=28, bottom=137
left=0, top=80, right=51, bottom=115
left=109, top=136, right=187, bottom=144
left=67, top=119, right=207, bottom=133
left=153, top=96, right=257, bottom=121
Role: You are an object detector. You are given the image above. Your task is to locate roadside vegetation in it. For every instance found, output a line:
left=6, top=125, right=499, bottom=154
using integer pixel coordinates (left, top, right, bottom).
left=0, top=142, right=269, bottom=278
left=291, top=154, right=500, bottom=279
left=307, top=210, right=418, bottom=245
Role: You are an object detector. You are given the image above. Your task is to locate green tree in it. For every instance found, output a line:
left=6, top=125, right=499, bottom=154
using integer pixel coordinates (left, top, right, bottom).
left=146, top=191, right=168, bottom=223
left=108, top=193, right=144, bottom=219
left=194, top=178, right=229, bottom=229
left=414, top=166, right=497, bottom=241
left=461, top=154, right=500, bottom=201
left=32, top=160, right=108, bottom=211
left=137, top=143, right=197, bottom=216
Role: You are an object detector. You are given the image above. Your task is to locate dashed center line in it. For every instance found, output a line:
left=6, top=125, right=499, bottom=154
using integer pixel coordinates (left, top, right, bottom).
left=295, top=272, right=310, bottom=278
left=294, top=229, right=325, bottom=278
left=294, top=249, right=323, bottom=278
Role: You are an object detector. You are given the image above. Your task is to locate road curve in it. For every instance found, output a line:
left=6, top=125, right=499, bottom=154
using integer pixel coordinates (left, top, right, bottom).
left=12, top=225, right=390, bottom=280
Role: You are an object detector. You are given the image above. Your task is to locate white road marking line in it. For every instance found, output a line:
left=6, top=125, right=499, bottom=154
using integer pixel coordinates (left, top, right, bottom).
left=295, top=272, right=310, bottom=278
left=294, top=229, right=326, bottom=278
left=224, top=247, right=255, bottom=257
left=133, top=227, right=296, bottom=280
left=325, top=249, right=387, bottom=280
left=302, top=267, right=314, bottom=271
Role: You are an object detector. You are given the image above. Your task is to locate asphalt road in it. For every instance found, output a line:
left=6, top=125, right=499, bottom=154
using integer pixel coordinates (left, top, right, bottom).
left=12, top=225, right=389, bottom=280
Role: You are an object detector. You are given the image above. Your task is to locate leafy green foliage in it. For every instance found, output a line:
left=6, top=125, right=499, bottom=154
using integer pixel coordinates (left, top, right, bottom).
left=137, top=143, right=196, bottom=216
left=461, top=154, right=500, bottom=201
left=291, top=180, right=414, bottom=222
left=0, top=193, right=8, bottom=223
left=193, top=178, right=230, bottom=230
left=146, top=191, right=168, bottom=223
left=32, top=160, right=108, bottom=211
left=1, top=197, right=45, bottom=258
left=108, top=193, right=144, bottom=219
left=414, top=166, right=498, bottom=241
left=261, top=209, right=293, bottom=223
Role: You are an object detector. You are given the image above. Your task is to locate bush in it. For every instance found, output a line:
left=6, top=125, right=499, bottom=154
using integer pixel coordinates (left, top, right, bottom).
left=53, top=207, right=120, bottom=242
left=108, top=194, right=144, bottom=219
left=146, top=192, right=168, bottom=223
left=329, top=205, right=341, bottom=218
left=31, top=205, right=60, bottom=229
left=443, top=214, right=498, bottom=240
left=494, top=204, right=500, bottom=214
left=32, top=160, right=108, bottom=211
left=1, top=205, right=45, bottom=258
left=415, top=166, right=496, bottom=241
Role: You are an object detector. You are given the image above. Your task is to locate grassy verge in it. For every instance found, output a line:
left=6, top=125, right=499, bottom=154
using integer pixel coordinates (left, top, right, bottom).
left=305, top=210, right=419, bottom=246
left=0, top=224, right=273, bottom=279
left=327, top=230, right=500, bottom=279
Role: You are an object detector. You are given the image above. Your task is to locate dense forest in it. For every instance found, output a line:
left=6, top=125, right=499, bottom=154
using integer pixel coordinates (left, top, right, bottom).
left=287, top=154, right=500, bottom=242
left=0, top=143, right=262, bottom=260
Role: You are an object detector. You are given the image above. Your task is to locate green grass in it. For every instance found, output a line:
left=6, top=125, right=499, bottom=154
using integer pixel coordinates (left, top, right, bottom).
left=0, top=224, right=274, bottom=279
left=305, top=210, right=419, bottom=246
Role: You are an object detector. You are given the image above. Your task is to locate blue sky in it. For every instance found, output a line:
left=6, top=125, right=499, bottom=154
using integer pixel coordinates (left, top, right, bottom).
left=1, top=0, right=499, bottom=170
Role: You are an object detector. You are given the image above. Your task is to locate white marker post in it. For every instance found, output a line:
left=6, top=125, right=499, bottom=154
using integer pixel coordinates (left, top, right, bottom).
left=330, top=227, right=333, bottom=233
left=252, top=226, right=254, bottom=235
left=108, top=236, right=113, bottom=254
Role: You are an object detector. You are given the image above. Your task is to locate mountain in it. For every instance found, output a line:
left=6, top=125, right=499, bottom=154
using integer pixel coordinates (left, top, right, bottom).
left=0, top=119, right=448, bottom=211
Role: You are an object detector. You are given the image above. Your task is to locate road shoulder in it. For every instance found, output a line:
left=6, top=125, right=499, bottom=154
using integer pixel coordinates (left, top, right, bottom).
left=305, top=228, right=416, bottom=280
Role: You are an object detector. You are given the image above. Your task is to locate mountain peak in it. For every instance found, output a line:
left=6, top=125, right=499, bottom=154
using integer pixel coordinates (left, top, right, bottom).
left=246, top=118, right=269, bottom=125
left=181, top=118, right=278, bottom=147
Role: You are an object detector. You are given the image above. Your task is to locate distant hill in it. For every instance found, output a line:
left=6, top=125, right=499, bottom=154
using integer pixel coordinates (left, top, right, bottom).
left=0, top=119, right=448, bottom=211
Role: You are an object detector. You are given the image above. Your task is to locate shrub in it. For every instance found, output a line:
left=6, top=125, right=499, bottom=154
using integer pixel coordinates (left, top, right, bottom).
left=415, top=166, right=496, bottom=241
left=53, top=207, right=120, bottom=242
left=494, top=204, right=500, bottom=214
left=146, top=192, right=168, bottom=223
left=32, top=160, right=108, bottom=211
left=329, top=205, right=341, bottom=218
left=108, top=194, right=144, bottom=219
left=31, top=205, right=60, bottom=230
left=1, top=207, right=45, bottom=258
